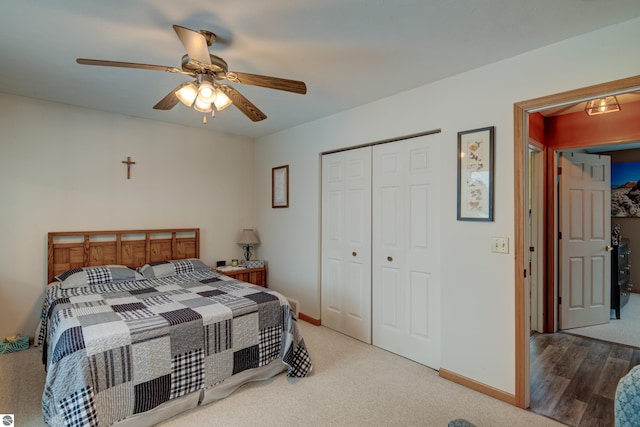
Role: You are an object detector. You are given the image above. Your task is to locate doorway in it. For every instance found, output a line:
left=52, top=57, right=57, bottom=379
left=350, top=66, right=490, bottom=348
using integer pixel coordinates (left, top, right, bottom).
left=514, top=75, right=640, bottom=408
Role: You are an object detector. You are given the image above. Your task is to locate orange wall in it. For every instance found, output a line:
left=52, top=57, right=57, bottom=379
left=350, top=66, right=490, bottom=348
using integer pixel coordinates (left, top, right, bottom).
left=545, top=100, right=640, bottom=149
left=529, top=112, right=545, bottom=143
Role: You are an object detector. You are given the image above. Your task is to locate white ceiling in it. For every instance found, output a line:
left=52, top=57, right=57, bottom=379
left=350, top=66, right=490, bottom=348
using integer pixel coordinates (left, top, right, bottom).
left=2, top=0, right=640, bottom=139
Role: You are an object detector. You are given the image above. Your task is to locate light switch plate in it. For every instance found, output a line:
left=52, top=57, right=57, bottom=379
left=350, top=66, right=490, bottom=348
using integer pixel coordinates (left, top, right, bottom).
left=491, top=237, right=509, bottom=254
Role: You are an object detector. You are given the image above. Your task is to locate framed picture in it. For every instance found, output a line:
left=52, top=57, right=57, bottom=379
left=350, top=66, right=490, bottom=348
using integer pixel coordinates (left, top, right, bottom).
left=457, top=126, right=495, bottom=221
left=612, top=161, right=640, bottom=217
left=272, top=165, right=289, bottom=208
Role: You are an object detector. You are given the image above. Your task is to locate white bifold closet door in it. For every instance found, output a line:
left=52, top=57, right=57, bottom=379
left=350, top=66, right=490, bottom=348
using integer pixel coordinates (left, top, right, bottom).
left=321, top=133, right=441, bottom=369
left=321, top=147, right=372, bottom=343
left=372, top=135, right=441, bottom=369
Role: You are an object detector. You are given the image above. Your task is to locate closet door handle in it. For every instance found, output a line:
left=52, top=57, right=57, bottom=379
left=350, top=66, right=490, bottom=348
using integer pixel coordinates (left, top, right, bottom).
left=387, top=256, right=393, bottom=262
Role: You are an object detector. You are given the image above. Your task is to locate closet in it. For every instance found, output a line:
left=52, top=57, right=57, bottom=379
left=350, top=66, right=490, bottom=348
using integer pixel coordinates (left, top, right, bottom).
left=321, top=132, right=441, bottom=369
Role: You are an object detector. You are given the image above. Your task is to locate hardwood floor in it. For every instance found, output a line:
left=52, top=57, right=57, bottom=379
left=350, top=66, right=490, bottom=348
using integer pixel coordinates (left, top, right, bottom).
left=530, top=332, right=640, bottom=426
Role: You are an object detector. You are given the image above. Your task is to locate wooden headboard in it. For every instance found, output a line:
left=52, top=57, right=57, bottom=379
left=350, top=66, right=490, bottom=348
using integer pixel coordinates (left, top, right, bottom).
left=48, top=228, right=200, bottom=283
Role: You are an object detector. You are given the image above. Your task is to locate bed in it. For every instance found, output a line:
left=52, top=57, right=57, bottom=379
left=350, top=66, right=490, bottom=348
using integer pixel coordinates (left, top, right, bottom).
left=35, top=228, right=312, bottom=427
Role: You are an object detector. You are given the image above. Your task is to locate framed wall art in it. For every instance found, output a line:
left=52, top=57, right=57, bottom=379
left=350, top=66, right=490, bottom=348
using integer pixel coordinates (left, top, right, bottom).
left=612, top=161, right=640, bottom=217
left=272, top=165, right=289, bottom=208
left=457, top=126, right=495, bottom=221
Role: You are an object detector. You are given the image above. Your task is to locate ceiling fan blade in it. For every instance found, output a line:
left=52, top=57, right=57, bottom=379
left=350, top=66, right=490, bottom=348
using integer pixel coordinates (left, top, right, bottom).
left=153, top=83, right=190, bottom=110
left=173, top=25, right=211, bottom=65
left=226, top=71, right=307, bottom=94
left=220, top=85, right=267, bottom=122
left=76, top=58, right=194, bottom=76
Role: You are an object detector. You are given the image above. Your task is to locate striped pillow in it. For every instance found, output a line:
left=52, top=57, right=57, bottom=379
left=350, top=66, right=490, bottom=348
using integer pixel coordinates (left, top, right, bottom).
left=138, top=258, right=210, bottom=279
left=55, top=265, right=144, bottom=288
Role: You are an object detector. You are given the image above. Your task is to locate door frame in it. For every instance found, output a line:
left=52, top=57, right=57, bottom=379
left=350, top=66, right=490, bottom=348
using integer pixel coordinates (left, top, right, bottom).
left=528, top=143, right=545, bottom=333
left=513, top=75, right=640, bottom=408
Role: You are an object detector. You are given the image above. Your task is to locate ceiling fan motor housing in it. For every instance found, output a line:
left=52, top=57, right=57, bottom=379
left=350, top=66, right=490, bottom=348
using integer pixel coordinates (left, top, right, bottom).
left=181, top=54, right=228, bottom=78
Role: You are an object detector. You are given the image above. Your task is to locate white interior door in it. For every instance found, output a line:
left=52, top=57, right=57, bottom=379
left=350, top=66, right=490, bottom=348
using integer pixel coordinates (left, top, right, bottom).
left=321, top=147, right=372, bottom=343
left=372, top=134, right=441, bottom=369
left=559, top=152, right=611, bottom=330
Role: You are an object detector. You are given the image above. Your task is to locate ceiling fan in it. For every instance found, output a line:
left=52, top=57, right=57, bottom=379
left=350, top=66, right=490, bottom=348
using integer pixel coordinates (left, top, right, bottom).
left=76, top=25, right=307, bottom=123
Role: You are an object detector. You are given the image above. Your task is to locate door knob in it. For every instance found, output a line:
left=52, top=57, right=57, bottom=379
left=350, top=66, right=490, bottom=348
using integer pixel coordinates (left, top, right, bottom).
left=606, top=245, right=614, bottom=252
left=387, top=256, right=393, bottom=262
left=352, top=252, right=357, bottom=257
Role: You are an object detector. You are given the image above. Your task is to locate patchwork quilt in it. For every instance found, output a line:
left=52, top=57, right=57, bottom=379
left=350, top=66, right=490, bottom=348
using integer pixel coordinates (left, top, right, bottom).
left=36, top=270, right=312, bottom=427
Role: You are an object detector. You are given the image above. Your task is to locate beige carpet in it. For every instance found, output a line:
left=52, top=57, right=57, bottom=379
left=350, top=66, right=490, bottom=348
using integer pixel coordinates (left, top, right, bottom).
left=563, top=293, right=640, bottom=348
left=0, top=321, right=562, bottom=427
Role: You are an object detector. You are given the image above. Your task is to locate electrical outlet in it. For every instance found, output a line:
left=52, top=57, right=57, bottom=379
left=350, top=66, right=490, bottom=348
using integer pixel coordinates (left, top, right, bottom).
left=491, top=237, right=509, bottom=254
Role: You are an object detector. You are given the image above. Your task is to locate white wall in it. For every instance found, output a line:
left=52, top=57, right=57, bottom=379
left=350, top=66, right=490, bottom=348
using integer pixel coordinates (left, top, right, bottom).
left=255, top=17, right=640, bottom=395
left=0, top=94, right=256, bottom=339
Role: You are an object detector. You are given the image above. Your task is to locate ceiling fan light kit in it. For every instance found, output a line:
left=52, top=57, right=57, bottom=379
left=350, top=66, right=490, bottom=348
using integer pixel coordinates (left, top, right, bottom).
left=174, top=76, right=232, bottom=120
left=76, top=24, right=307, bottom=124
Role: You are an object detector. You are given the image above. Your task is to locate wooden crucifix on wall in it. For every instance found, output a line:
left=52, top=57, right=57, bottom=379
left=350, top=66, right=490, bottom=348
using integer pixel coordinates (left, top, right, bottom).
left=122, top=156, right=136, bottom=179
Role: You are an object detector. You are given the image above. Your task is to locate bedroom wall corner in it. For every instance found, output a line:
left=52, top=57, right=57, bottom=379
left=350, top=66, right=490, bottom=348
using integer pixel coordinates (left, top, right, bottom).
left=0, top=94, right=256, bottom=338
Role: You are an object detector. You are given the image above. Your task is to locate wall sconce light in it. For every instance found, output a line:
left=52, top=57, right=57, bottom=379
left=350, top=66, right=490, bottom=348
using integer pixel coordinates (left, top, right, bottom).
left=585, top=96, right=621, bottom=116
left=238, top=229, right=260, bottom=261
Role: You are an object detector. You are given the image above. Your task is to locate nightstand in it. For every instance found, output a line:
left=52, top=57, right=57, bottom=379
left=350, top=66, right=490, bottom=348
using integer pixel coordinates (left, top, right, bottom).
left=215, top=266, right=267, bottom=288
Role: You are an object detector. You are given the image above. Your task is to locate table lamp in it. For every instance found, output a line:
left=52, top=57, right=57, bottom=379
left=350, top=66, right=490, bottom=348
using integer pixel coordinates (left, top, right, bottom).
left=238, top=229, right=260, bottom=261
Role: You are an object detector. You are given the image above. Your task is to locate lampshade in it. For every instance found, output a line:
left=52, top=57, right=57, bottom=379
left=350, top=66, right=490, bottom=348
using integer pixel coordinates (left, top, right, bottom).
left=238, top=229, right=260, bottom=261
left=213, top=89, right=232, bottom=111
left=175, top=82, right=198, bottom=107
left=193, top=95, right=213, bottom=113
left=585, top=96, right=621, bottom=116
left=197, top=79, right=216, bottom=103
left=238, top=229, right=260, bottom=245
